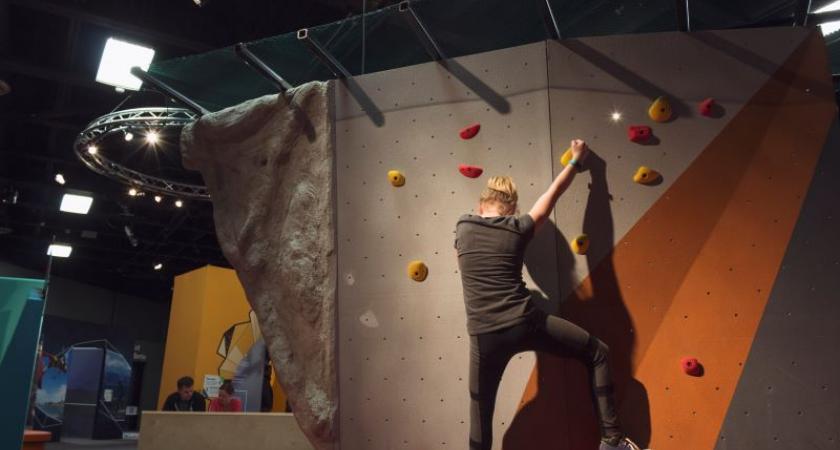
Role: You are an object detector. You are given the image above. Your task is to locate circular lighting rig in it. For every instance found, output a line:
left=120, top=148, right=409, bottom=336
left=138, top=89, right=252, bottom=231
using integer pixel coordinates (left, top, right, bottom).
left=73, top=107, right=210, bottom=200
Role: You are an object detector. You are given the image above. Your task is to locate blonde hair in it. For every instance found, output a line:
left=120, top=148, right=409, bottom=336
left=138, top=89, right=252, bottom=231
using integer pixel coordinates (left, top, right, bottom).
left=480, top=176, right=518, bottom=215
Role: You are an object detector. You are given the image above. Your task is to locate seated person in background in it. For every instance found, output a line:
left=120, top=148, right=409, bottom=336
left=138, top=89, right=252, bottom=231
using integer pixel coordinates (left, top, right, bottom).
left=162, top=376, right=206, bottom=412
left=209, top=381, right=243, bottom=412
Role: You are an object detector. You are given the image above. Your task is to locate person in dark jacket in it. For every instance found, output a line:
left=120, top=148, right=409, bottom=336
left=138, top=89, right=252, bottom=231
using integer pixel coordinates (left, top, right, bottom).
left=162, top=376, right=206, bottom=412
left=455, top=140, right=640, bottom=450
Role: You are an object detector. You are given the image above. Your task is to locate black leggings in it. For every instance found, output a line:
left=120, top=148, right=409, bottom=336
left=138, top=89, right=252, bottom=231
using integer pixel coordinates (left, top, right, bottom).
left=469, top=312, right=623, bottom=450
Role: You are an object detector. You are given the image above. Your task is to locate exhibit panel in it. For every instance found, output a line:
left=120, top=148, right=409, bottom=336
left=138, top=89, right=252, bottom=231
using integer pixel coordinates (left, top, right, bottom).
left=0, top=277, right=46, bottom=450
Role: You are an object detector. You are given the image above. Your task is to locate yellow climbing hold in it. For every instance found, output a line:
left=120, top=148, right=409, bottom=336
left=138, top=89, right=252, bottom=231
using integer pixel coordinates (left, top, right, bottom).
left=407, top=260, right=428, bottom=282
left=633, top=166, right=661, bottom=185
left=388, top=170, right=405, bottom=187
left=560, top=147, right=574, bottom=166
left=648, top=96, right=672, bottom=122
left=571, top=234, right=589, bottom=255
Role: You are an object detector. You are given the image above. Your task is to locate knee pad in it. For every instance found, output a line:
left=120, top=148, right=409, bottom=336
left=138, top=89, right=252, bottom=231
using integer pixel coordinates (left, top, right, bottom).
left=586, top=336, right=609, bottom=365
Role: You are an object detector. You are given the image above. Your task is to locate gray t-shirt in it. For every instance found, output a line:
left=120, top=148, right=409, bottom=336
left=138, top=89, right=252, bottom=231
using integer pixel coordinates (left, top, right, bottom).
left=454, top=213, right=537, bottom=335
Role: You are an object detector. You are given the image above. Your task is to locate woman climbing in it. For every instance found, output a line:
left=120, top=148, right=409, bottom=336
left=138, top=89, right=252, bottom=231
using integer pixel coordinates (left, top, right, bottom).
left=454, top=139, right=640, bottom=450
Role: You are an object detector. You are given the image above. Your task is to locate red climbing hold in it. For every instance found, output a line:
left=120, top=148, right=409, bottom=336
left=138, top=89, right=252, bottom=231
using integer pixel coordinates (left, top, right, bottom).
left=680, top=357, right=701, bottom=376
left=628, top=125, right=652, bottom=143
left=459, top=123, right=481, bottom=140
left=458, top=164, right=483, bottom=178
left=699, top=98, right=716, bottom=117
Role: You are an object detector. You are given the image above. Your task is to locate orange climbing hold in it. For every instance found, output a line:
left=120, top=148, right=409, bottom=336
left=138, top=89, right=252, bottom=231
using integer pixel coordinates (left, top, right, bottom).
left=459, top=123, right=481, bottom=140
left=387, top=170, right=405, bottom=187
left=633, top=166, right=661, bottom=185
left=648, top=96, right=672, bottom=122
left=458, top=164, right=483, bottom=178
left=680, top=357, right=702, bottom=376
left=407, top=260, right=428, bottom=282
left=570, top=234, right=590, bottom=255
left=560, top=147, right=574, bottom=166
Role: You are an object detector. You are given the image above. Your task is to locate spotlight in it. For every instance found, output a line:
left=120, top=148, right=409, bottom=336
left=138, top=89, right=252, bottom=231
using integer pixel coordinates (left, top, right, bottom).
left=60, top=192, right=93, bottom=214
left=124, top=131, right=134, bottom=142
left=610, top=111, right=623, bottom=122
left=87, top=145, right=98, bottom=155
left=174, top=199, right=183, bottom=208
left=54, top=173, right=66, bottom=185
left=0, top=187, right=19, bottom=205
left=47, top=243, right=73, bottom=258
left=154, top=195, right=163, bottom=203
left=96, top=37, right=156, bottom=91
left=154, top=263, right=163, bottom=271
left=128, top=187, right=139, bottom=197
left=124, top=225, right=139, bottom=247
left=146, top=130, right=160, bottom=145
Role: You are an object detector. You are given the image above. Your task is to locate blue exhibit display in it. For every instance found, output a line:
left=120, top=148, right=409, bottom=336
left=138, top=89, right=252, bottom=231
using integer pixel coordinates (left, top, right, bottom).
left=0, top=276, right=46, bottom=450
left=62, top=342, right=132, bottom=439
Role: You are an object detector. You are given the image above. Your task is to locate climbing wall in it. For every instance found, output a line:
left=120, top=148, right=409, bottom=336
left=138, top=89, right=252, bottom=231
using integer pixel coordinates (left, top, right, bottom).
left=713, top=122, right=840, bottom=449
left=332, top=26, right=839, bottom=450
left=510, top=28, right=836, bottom=450
left=333, top=41, right=558, bottom=449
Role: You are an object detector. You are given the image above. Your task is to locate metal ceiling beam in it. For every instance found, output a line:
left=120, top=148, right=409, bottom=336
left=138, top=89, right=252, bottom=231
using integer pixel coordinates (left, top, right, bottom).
left=2, top=198, right=218, bottom=237
left=0, top=149, right=84, bottom=166
left=675, top=0, right=690, bottom=31
left=0, top=113, right=82, bottom=132
left=7, top=0, right=211, bottom=52
left=0, top=235, right=226, bottom=267
left=811, top=0, right=837, bottom=12
left=808, top=8, right=840, bottom=25
left=1, top=218, right=223, bottom=254
left=537, top=0, right=563, bottom=40
left=0, top=59, right=115, bottom=93
left=796, top=0, right=813, bottom=25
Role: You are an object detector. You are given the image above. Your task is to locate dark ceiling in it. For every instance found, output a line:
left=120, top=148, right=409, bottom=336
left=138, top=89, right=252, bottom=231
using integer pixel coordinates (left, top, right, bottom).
left=0, top=0, right=837, bottom=303
left=0, top=0, right=378, bottom=301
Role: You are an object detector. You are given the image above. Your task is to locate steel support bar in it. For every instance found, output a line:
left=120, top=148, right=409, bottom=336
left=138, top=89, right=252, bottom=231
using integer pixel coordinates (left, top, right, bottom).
left=796, top=0, right=813, bottom=25
left=129, top=67, right=210, bottom=116
left=234, top=43, right=294, bottom=92
left=675, top=0, right=690, bottom=31
left=538, top=0, right=563, bottom=40
left=399, top=1, right=446, bottom=60
left=297, top=28, right=353, bottom=79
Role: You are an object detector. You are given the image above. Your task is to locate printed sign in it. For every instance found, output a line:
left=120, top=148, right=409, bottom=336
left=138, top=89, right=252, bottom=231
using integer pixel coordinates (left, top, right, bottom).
left=204, top=374, right=222, bottom=398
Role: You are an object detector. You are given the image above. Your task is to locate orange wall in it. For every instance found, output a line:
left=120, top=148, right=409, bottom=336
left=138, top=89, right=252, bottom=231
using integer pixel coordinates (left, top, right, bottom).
left=157, top=266, right=206, bottom=407
left=157, top=265, right=287, bottom=411
left=194, top=266, right=253, bottom=387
